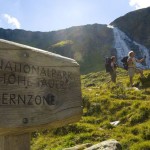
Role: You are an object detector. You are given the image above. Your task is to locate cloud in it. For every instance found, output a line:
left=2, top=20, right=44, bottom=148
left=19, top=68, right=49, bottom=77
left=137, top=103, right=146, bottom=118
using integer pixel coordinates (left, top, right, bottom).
left=2, top=14, right=21, bottom=29
left=129, top=0, right=150, bottom=9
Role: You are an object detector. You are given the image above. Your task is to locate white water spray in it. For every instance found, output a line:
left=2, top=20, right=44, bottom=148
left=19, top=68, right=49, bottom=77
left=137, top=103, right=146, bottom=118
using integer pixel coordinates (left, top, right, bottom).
left=108, top=25, right=150, bottom=69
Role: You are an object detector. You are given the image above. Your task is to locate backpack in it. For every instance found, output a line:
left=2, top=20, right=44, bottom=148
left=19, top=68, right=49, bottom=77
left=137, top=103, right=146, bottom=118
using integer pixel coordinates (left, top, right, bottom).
left=121, top=56, right=128, bottom=70
left=105, top=57, right=112, bottom=73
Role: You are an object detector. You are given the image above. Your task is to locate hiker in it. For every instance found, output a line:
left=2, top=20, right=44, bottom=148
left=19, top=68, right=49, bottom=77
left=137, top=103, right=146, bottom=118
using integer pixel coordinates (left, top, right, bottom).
left=127, top=51, right=145, bottom=86
left=109, top=56, right=117, bottom=83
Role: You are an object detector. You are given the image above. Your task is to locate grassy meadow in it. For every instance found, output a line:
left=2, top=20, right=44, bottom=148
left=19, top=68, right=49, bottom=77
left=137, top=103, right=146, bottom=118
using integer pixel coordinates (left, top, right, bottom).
left=31, top=68, right=150, bottom=150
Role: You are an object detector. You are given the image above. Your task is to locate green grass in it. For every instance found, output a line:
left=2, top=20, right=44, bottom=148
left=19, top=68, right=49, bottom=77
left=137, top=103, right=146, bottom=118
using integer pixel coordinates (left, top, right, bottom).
left=31, top=68, right=150, bottom=150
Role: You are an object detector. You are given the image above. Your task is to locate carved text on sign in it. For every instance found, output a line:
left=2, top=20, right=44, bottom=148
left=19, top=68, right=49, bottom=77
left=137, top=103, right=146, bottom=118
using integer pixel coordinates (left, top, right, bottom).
left=0, top=58, right=77, bottom=89
left=0, top=58, right=78, bottom=107
left=0, top=59, right=74, bottom=79
left=0, top=93, right=55, bottom=106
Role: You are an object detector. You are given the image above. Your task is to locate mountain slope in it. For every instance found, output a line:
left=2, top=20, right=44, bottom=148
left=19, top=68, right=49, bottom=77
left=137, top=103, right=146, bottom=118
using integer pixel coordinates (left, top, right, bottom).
left=0, top=24, right=113, bottom=74
left=31, top=69, right=150, bottom=150
left=111, top=7, right=150, bottom=49
left=48, top=24, right=114, bottom=74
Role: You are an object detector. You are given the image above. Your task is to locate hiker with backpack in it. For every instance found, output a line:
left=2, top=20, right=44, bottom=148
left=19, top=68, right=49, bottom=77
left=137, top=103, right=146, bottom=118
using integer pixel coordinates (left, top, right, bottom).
left=127, top=51, right=145, bottom=86
left=105, top=56, right=117, bottom=83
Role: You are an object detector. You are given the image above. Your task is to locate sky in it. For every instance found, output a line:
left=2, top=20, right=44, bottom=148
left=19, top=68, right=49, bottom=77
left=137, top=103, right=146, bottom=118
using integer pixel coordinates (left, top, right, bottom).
left=0, top=0, right=150, bottom=32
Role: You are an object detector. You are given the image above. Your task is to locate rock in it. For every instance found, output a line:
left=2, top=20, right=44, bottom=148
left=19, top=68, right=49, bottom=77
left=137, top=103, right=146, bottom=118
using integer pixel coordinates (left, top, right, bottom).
left=110, top=121, right=120, bottom=126
left=84, top=139, right=122, bottom=150
left=63, top=143, right=92, bottom=150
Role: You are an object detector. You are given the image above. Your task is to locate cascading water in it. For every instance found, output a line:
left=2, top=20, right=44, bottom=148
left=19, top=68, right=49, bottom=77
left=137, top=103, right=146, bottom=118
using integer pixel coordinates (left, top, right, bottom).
left=133, top=41, right=150, bottom=68
left=108, top=25, right=150, bottom=69
left=112, top=27, right=130, bottom=66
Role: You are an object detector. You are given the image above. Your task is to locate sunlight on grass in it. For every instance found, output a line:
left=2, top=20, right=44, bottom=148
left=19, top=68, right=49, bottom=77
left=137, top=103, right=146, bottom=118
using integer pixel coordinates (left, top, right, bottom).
left=31, top=69, right=150, bottom=150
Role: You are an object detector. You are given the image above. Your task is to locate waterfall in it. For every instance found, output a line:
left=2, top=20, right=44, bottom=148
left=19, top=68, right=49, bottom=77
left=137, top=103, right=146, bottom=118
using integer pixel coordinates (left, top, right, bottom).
left=133, top=41, right=150, bottom=68
left=108, top=25, right=150, bottom=69
left=112, top=27, right=130, bottom=66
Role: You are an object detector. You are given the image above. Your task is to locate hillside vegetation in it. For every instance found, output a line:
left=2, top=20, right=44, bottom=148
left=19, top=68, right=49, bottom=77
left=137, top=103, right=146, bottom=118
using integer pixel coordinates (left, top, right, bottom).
left=0, top=24, right=113, bottom=74
left=31, top=68, right=150, bottom=150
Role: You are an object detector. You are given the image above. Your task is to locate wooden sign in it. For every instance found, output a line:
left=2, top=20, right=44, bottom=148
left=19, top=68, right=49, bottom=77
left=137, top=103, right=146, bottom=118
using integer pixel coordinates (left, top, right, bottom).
left=0, top=39, right=82, bottom=135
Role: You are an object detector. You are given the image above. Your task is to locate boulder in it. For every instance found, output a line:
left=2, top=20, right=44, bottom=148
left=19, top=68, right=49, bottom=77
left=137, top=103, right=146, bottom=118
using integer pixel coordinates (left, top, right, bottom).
left=63, top=143, right=92, bottom=150
left=85, top=139, right=122, bottom=150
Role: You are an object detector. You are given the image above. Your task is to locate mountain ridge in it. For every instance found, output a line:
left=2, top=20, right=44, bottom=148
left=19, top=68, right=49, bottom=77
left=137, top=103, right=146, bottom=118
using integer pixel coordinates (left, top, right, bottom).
left=0, top=7, right=150, bottom=74
left=0, top=24, right=114, bottom=74
left=111, top=7, right=150, bottom=49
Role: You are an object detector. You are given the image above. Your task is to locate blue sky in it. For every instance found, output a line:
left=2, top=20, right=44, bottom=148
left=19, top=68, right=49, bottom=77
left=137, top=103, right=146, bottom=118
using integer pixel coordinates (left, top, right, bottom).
left=0, top=0, right=150, bottom=32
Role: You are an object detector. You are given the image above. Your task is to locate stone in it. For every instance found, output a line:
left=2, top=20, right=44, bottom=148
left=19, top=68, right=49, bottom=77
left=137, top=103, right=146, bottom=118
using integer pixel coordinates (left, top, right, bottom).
left=63, top=143, right=92, bottom=150
left=84, top=139, right=122, bottom=150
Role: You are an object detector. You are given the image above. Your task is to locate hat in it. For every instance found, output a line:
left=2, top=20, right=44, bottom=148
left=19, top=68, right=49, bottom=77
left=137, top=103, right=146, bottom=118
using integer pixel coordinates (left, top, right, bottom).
left=128, top=51, right=134, bottom=57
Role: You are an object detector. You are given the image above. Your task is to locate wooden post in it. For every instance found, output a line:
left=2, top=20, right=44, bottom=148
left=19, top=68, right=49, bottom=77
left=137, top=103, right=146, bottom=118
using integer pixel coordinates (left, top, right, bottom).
left=0, top=39, right=82, bottom=149
left=0, top=133, right=30, bottom=150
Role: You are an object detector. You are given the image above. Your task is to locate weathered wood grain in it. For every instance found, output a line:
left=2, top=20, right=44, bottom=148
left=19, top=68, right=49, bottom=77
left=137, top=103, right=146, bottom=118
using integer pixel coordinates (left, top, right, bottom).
left=0, top=39, right=82, bottom=135
left=0, top=133, right=30, bottom=150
